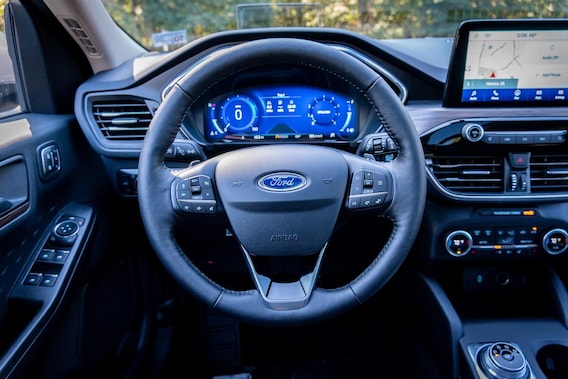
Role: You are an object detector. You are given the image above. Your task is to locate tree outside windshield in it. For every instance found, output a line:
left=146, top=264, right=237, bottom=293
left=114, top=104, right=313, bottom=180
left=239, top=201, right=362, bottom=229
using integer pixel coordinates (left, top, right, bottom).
left=102, top=0, right=568, bottom=50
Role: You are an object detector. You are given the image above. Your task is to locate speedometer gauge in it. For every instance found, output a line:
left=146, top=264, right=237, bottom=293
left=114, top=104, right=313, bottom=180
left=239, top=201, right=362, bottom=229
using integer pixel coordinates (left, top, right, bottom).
left=211, top=95, right=259, bottom=135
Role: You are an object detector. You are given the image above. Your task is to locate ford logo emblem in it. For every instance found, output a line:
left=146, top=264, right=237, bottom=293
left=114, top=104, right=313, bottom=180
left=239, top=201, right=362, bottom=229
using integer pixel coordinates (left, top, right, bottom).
left=258, top=172, right=307, bottom=192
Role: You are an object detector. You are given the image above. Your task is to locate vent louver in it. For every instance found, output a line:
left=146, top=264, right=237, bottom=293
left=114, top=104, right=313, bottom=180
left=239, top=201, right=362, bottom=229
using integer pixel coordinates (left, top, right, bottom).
left=427, top=154, right=504, bottom=193
left=62, top=18, right=99, bottom=56
left=530, top=154, right=568, bottom=193
left=92, top=98, right=153, bottom=141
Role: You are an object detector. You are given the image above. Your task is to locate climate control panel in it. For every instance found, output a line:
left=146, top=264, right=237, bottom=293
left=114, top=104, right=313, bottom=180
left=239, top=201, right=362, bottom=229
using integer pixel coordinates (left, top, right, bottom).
left=444, top=225, right=567, bottom=259
left=439, top=208, right=568, bottom=260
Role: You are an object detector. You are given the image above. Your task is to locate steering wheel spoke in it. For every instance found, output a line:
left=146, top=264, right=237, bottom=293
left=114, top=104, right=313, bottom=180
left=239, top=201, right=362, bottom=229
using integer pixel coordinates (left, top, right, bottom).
left=241, top=244, right=327, bottom=310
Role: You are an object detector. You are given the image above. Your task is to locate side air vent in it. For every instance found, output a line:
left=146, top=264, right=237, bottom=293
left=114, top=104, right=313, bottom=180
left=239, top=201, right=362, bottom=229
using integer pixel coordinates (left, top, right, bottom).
left=91, top=98, right=154, bottom=141
left=530, top=154, right=568, bottom=193
left=426, top=154, right=504, bottom=193
left=62, top=18, right=99, bottom=56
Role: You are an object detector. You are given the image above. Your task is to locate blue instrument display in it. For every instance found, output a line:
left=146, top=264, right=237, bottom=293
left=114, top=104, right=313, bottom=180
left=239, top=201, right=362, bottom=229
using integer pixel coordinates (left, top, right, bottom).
left=204, top=86, right=358, bottom=142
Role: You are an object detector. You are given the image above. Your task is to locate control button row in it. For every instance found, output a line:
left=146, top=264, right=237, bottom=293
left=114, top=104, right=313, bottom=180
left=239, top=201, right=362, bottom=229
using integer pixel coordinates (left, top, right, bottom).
left=483, top=132, right=565, bottom=145
left=24, top=273, right=58, bottom=287
left=175, top=175, right=217, bottom=214
left=347, top=193, right=387, bottom=209
left=471, top=245, right=539, bottom=257
left=470, top=226, right=539, bottom=246
left=37, top=249, right=70, bottom=263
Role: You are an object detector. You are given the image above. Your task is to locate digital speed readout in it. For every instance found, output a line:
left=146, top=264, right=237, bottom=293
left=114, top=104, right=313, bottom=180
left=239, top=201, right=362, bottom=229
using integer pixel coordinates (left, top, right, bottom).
left=205, top=86, right=358, bottom=142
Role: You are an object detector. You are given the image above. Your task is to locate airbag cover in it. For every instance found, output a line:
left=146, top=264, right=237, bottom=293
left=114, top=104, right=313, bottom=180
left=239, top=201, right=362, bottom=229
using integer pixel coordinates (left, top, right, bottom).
left=215, top=144, right=348, bottom=256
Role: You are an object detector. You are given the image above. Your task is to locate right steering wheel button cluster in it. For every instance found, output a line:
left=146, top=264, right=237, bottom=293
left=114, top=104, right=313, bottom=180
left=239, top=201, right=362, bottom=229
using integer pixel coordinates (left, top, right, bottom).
left=175, top=175, right=217, bottom=214
left=347, top=169, right=389, bottom=209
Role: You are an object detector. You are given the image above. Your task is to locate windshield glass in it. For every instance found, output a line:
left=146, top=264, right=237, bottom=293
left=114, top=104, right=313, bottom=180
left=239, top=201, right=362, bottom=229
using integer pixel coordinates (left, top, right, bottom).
left=105, top=0, right=567, bottom=51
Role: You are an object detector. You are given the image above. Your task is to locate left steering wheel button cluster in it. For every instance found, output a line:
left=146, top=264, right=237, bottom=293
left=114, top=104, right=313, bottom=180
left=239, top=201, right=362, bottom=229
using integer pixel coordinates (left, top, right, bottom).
left=176, top=175, right=217, bottom=214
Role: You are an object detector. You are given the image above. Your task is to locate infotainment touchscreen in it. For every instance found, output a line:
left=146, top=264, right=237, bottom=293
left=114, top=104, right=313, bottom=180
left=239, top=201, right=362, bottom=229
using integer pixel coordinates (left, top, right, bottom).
left=443, top=20, right=568, bottom=107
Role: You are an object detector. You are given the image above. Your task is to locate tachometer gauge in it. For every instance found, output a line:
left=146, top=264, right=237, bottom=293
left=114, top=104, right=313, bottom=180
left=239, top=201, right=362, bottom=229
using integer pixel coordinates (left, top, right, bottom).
left=308, top=96, right=340, bottom=126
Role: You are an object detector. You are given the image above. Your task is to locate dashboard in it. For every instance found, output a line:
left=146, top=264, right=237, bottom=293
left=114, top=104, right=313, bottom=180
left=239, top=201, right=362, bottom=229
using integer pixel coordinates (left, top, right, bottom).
left=74, top=22, right=568, bottom=268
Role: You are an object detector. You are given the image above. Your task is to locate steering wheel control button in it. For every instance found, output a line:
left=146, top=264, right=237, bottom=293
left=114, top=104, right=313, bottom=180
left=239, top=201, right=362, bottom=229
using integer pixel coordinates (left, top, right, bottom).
left=542, top=228, right=568, bottom=255
left=175, top=175, right=217, bottom=214
left=445, top=230, right=473, bottom=257
left=479, top=342, right=529, bottom=379
left=347, top=169, right=390, bottom=210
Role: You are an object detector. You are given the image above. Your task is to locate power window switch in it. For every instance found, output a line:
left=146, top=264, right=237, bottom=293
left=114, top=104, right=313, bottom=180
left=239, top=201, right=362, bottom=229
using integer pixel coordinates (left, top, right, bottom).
left=37, top=249, right=55, bottom=261
left=39, top=274, right=58, bottom=287
left=24, top=273, right=42, bottom=286
left=53, top=250, right=70, bottom=263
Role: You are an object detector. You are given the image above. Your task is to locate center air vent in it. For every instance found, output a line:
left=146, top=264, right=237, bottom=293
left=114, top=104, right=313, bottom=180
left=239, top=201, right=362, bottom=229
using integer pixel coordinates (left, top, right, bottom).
left=530, top=154, right=568, bottom=193
left=91, top=98, right=154, bottom=141
left=427, top=154, right=504, bottom=193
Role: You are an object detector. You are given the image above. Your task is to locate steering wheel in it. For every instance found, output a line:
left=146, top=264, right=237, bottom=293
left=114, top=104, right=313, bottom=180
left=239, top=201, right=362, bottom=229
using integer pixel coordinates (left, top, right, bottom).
left=138, top=38, right=426, bottom=326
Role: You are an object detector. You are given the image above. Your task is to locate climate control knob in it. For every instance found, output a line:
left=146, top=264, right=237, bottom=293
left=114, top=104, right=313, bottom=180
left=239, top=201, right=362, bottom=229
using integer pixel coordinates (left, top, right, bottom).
left=542, top=228, right=568, bottom=255
left=445, top=230, right=473, bottom=257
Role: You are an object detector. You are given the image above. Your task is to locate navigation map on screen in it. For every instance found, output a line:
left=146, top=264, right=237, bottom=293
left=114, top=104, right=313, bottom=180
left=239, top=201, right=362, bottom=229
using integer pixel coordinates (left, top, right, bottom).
left=462, top=30, right=568, bottom=103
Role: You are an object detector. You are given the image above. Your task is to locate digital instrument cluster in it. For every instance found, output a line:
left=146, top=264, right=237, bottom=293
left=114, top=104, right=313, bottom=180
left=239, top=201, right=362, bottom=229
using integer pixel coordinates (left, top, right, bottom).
left=204, top=85, right=358, bottom=142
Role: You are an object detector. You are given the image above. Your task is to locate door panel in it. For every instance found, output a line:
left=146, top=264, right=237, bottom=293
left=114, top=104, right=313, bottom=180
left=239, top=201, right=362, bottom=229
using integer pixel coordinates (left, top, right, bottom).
left=0, top=113, right=109, bottom=378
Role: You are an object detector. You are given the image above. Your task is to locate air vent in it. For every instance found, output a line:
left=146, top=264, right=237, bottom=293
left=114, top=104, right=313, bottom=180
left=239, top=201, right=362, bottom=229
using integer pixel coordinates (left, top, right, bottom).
left=62, top=18, right=99, bottom=56
left=427, top=154, right=504, bottom=193
left=92, top=98, right=153, bottom=141
left=530, top=154, right=568, bottom=193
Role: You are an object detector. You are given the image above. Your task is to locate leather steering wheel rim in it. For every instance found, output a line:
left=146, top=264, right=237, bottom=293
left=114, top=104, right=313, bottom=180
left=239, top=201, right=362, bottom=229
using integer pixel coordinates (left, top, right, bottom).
left=138, top=38, right=426, bottom=326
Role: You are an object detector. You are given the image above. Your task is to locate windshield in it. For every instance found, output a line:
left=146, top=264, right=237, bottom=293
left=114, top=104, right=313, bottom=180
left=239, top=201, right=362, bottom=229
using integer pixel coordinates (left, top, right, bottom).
left=0, top=1, right=563, bottom=51
left=102, top=0, right=568, bottom=51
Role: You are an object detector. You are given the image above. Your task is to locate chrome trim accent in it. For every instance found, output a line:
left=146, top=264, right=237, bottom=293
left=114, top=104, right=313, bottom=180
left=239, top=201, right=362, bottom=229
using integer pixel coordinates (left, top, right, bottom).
left=461, top=170, right=492, bottom=176
left=258, top=172, right=307, bottom=192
